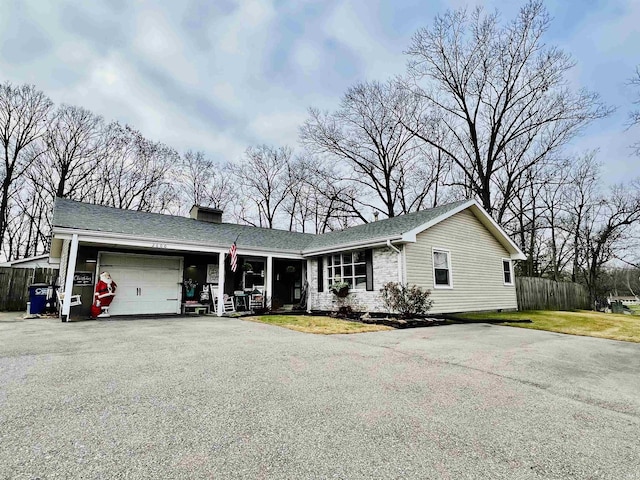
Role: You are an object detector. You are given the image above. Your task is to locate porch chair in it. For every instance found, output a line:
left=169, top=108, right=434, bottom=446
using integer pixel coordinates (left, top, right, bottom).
left=210, top=285, right=236, bottom=313
left=55, top=290, right=82, bottom=308
left=223, top=294, right=235, bottom=313
left=249, top=290, right=264, bottom=310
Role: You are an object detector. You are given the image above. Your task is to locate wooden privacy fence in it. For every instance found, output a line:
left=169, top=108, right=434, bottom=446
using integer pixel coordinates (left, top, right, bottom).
left=0, top=267, right=59, bottom=311
left=516, top=276, right=590, bottom=311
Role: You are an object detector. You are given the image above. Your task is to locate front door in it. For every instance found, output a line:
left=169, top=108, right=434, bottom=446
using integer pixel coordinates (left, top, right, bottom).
left=272, top=259, right=303, bottom=305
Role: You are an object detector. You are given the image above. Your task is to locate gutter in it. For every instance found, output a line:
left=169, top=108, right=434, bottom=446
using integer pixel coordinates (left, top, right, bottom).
left=386, top=239, right=401, bottom=254
left=302, top=235, right=404, bottom=257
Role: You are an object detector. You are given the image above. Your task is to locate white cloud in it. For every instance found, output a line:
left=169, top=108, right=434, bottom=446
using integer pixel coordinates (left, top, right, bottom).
left=291, top=42, right=323, bottom=73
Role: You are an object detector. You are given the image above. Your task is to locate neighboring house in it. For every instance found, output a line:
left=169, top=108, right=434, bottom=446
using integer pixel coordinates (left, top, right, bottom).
left=608, top=295, right=640, bottom=305
left=0, top=254, right=59, bottom=269
left=50, top=198, right=525, bottom=321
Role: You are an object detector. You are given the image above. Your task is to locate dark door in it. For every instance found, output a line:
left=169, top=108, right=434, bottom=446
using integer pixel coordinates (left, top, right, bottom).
left=272, top=259, right=303, bottom=305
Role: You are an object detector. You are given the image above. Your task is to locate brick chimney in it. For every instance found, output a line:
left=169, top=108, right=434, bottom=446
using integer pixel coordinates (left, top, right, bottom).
left=190, top=205, right=223, bottom=224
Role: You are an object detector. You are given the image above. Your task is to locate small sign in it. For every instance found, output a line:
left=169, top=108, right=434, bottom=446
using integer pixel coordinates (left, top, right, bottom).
left=74, top=271, right=94, bottom=286
left=206, top=264, right=219, bottom=284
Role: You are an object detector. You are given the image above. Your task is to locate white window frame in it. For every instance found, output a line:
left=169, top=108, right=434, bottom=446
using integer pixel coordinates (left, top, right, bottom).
left=502, top=258, right=514, bottom=286
left=326, top=251, right=368, bottom=291
left=432, top=247, right=453, bottom=289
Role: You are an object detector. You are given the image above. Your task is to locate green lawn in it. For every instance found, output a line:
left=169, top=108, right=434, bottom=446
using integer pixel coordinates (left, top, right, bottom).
left=628, top=304, right=640, bottom=315
left=459, top=310, right=640, bottom=343
left=244, top=315, right=392, bottom=335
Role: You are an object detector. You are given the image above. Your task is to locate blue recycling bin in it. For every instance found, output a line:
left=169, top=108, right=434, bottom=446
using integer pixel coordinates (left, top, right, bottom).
left=28, top=283, right=49, bottom=315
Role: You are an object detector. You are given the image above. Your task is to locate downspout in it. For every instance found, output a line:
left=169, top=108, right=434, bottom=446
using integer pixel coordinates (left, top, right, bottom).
left=386, top=239, right=401, bottom=254
left=387, top=240, right=403, bottom=283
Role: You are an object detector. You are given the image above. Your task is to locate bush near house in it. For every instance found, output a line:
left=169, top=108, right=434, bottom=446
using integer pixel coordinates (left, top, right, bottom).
left=380, top=282, right=433, bottom=318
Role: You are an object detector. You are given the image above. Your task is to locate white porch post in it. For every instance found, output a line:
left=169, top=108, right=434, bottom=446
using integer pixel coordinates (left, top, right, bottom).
left=306, top=259, right=312, bottom=313
left=61, top=233, right=79, bottom=322
left=266, top=255, right=273, bottom=308
left=217, top=251, right=225, bottom=316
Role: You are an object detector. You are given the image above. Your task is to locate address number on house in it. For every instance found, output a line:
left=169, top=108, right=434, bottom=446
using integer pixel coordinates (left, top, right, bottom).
left=151, top=243, right=168, bottom=249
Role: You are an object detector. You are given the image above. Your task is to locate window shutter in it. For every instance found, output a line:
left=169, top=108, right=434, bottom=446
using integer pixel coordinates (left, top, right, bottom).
left=317, top=257, right=324, bottom=292
left=365, top=249, right=373, bottom=291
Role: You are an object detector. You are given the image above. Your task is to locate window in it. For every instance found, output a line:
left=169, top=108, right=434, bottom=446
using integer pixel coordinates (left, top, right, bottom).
left=432, top=249, right=452, bottom=288
left=327, top=251, right=368, bottom=290
left=503, top=259, right=513, bottom=285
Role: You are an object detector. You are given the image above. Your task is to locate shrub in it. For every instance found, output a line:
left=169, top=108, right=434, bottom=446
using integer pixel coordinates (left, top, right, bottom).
left=380, top=282, right=433, bottom=318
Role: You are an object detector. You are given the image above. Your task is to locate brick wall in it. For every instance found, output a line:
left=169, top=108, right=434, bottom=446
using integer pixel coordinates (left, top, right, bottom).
left=308, top=247, right=400, bottom=313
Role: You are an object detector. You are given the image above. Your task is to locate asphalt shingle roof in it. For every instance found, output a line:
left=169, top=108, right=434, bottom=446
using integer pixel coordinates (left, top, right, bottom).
left=52, top=199, right=315, bottom=253
left=52, top=198, right=470, bottom=255
left=303, top=200, right=469, bottom=252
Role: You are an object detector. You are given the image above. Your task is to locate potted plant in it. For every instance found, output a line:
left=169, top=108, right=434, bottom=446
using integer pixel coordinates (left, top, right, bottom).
left=242, top=263, right=253, bottom=273
left=330, top=281, right=350, bottom=298
left=183, top=278, right=198, bottom=298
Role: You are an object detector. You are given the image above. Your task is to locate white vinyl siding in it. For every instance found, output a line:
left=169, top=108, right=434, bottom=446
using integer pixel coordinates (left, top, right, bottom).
left=404, top=209, right=517, bottom=314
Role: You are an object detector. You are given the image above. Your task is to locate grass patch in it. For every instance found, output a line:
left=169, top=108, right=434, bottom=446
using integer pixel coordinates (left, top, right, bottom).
left=458, top=310, right=640, bottom=343
left=244, top=315, right=393, bottom=334
left=628, top=304, right=640, bottom=315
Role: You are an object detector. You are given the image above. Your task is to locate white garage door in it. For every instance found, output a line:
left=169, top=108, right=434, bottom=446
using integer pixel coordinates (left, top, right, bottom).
left=97, top=253, right=182, bottom=316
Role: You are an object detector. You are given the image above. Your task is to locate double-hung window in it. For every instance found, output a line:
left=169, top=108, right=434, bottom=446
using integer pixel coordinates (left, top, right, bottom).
left=433, top=249, right=452, bottom=288
left=327, top=251, right=367, bottom=289
left=502, top=259, right=514, bottom=285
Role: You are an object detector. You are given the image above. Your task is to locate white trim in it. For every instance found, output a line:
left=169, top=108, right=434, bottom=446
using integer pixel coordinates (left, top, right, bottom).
left=61, top=234, right=79, bottom=321
left=306, top=259, right=312, bottom=313
left=51, top=227, right=305, bottom=259
left=401, top=200, right=526, bottom=260
left=302, top=238, right=402, bottom=257
left=266, top=255, right=273, bottom=308
left=432, top=247, right=453, bottom=290
left=502, top=258, right=515, bottom=286
left=326, top=251, right=368, bottom=291
left=217, top=252, right=225, bottom=316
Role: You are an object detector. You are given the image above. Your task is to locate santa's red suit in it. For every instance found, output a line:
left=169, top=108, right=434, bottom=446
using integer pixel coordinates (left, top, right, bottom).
left=90, top=271, right=117, bottom=318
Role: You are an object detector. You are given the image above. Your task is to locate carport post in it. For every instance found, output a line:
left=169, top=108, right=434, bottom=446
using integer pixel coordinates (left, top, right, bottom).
left=266, top=255, right=273, bottom=308
left=217, top=251, right=225, bottom=316
left=61, top=233, right=79, bottom=322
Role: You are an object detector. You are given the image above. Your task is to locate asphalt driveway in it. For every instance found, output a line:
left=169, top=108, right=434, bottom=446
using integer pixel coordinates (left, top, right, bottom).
left=1, top=316, right=639, bottom=479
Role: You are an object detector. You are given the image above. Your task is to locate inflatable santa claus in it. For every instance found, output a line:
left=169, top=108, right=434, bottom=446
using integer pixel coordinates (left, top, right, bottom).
left=90, top=271, right=117, bottom=318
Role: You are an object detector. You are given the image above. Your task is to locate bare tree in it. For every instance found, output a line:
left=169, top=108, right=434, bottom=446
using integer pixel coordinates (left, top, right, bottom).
left=230, top=145, right=293, bottom=228
left=91, top=123, right=178, bottom=212
left=538, top=161, right=573, bottom=280
left=578, top=181, right=640, bottom=302
left=628, top=66, right=640, bottom=155
left=0, top=82, right=53, bottom=252
left=29, top=104, right=107, bottom=201
left=404, top=1, right=611, bottom=223
left=301, top=80, right=438, bottom=219
left=176, top=150, right=233, bottom=212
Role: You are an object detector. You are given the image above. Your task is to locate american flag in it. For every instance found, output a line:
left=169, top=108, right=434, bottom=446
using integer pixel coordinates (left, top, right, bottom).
left=229, top=242, right=238, bottom=272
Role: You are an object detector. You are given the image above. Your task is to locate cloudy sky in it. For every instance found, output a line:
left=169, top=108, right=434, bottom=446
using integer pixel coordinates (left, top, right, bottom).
left=1, top=0, right=639, bottom=184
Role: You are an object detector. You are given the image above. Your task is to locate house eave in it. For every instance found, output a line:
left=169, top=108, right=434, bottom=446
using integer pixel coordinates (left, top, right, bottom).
left=302, top=236, right=404, bottom=257
left=400, top=199, right=526, bottom=260
left=51, top=226, right=306, bottom=259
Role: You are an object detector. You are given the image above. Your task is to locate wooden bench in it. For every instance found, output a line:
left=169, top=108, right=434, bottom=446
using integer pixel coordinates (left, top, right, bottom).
left=182, top=303, right=210, bottom=315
